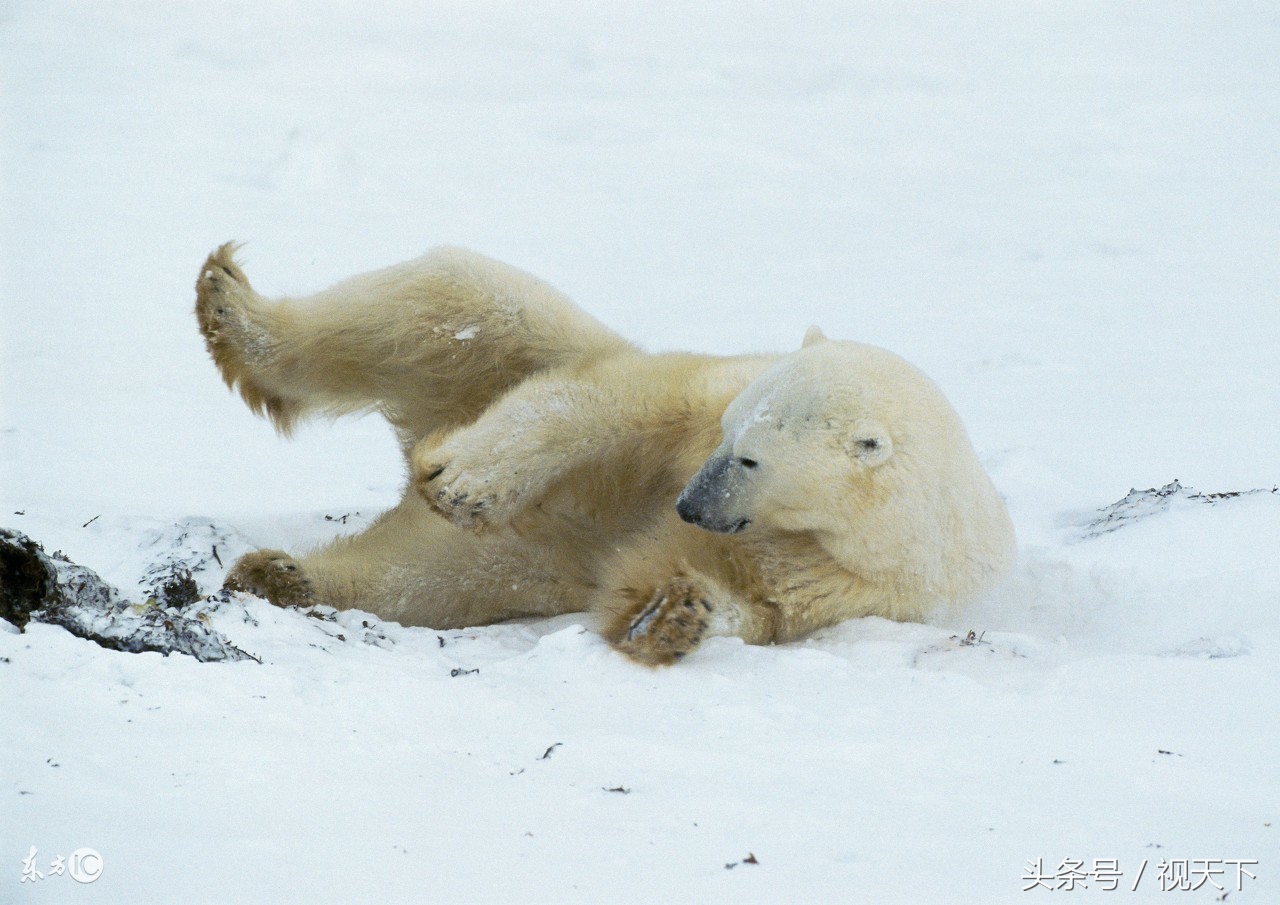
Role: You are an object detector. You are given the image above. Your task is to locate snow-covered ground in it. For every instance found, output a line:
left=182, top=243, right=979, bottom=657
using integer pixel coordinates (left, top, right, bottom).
left=2, top=2, right=1278, bottom=902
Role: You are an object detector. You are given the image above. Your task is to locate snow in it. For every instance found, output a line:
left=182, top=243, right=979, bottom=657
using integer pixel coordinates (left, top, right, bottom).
left=2, top=1, right=1278, bottom=901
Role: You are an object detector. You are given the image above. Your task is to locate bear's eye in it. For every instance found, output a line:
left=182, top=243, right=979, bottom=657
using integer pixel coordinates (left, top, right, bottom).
left=737, top=457, right=759, bottom=470
left=857, top=439, right=879, bottom=451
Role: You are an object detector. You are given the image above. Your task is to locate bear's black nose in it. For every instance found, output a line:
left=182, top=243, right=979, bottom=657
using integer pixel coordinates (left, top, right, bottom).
left=675, top=494, right=703, bottom=526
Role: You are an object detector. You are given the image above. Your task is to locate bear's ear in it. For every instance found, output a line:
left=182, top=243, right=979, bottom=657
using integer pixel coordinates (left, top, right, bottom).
left=802, top=325, right=828, bottom=348
left=846, top=420, right=893, bottom=467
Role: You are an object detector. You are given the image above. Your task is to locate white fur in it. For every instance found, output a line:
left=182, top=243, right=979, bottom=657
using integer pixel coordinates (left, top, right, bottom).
left=199, top=244, right=1016, bottom=665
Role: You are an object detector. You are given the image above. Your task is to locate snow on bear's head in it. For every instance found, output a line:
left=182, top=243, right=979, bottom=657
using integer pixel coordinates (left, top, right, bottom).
left=678, top=330, right=1015, bottom=599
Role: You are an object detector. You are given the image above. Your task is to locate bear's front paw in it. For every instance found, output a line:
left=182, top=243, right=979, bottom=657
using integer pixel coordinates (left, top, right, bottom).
left=613, top=577, right=713, bottom=667
left=224, top=550, right=314, bottom=607
left=413, top=447, right=526, bottom=532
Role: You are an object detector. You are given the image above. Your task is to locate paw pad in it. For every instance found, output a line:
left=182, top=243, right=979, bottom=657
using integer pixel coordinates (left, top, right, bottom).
left=616, top=580, right=713, bottom=666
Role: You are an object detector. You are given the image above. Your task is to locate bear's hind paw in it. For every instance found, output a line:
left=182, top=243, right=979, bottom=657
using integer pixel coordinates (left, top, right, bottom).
left=224, top=550, right=315, bottom=608
left=194, top=244, right=301, bottom=430
left=195, top=243, right=254, bottom=341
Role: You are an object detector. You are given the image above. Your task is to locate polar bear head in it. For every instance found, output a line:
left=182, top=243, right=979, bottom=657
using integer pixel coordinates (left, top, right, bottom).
left=677, top=332, right=1013, bottom=591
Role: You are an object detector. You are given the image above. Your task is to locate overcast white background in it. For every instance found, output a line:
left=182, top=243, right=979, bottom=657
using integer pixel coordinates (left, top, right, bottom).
left=2, top=2, right=1278, bottom=902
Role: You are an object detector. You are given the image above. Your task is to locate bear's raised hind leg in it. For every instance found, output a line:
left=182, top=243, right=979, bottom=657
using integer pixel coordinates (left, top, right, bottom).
left=195, top=243, right=636, bottom=445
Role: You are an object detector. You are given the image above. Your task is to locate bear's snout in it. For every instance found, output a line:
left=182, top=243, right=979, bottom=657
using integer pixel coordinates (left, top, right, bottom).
left=675, top=492, right=707, bottom=527
left=677, top=455, right=752, bottom=534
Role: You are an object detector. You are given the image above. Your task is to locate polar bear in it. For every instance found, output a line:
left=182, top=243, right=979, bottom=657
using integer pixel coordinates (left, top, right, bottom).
left=196, top=244, right=1015, bottom=664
